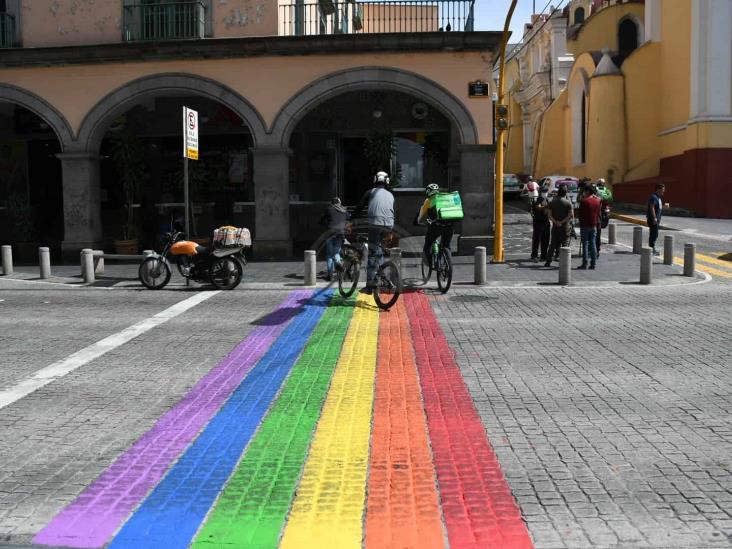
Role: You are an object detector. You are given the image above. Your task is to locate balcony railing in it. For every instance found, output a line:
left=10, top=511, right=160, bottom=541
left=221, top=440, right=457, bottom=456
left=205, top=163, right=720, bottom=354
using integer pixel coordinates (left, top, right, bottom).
left=123, top=1, right=205, bottom=41
left=0, top=13, right=17, bottom=48
left=279, top=0, right=474, bottom=36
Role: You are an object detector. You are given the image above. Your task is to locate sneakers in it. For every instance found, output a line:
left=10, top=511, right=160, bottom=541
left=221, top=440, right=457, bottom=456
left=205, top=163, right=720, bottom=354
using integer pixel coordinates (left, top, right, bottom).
left=578, top=263, right=588, bottom=270
left=589, top=263, right=596, bottom=270
left=543, top=261, right=552, bottom=267
left=653, top=249, right=661, bottom=256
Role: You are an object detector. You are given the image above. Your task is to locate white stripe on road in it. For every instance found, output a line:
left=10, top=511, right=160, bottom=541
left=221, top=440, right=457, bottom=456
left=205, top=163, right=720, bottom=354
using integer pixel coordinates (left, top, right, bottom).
left=0, top=291, right=220, bottom=411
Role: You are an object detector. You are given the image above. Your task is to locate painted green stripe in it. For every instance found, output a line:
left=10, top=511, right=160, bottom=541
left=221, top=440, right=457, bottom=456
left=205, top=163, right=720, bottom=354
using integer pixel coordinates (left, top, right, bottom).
left=192, top=295, right=355, bottom=548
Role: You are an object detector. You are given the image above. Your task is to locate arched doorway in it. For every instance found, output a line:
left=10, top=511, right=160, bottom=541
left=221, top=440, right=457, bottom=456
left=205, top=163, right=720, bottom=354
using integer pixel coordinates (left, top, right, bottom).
left=618, top=18, right=640, bottom=58
left=75, top=74, right=266, bottom=251
left=0, top=86, right=72, bottom=262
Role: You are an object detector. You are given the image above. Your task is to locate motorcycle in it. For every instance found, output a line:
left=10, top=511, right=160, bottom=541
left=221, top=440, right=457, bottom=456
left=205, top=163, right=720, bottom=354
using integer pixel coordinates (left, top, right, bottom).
left=138, top=229, right=248, bottom=290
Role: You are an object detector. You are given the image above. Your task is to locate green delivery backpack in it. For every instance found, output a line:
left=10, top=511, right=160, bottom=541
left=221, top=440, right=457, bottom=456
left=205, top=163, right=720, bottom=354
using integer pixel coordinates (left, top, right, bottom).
left=433, top=191, right=464, bottom=221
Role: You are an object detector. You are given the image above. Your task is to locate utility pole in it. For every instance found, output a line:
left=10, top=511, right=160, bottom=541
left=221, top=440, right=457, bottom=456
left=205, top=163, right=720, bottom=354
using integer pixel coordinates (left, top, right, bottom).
left=493, top=0, right=519, bottom=263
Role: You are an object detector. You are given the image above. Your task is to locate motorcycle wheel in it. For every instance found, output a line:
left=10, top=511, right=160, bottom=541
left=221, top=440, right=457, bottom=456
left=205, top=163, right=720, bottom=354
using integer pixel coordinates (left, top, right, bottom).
left=210, top=256, right=243, bottom=290
left=138, top=256, right=171, bottom=290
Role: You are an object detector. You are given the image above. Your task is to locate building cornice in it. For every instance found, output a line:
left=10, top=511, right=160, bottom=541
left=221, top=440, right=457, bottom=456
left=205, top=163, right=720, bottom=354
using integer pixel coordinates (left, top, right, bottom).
left=0, top=32, right=503, bottom=68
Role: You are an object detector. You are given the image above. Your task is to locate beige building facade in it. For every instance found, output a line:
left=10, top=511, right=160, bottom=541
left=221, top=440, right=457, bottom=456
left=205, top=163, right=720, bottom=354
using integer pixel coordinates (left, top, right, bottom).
left=0, top=0, right=499, bottom=258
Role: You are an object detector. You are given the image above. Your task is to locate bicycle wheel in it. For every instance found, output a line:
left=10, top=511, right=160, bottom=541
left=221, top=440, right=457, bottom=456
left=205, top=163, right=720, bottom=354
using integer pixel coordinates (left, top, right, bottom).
left=436, top=248, right=453, bottom=293
left=210, top=256, right=243, bottom=290
left=421, top=251, right=432, bottom=283
left=338, top=258, right=360, bottom=298
left=138, top=256, right=171, bottom=290
left=373, top=260, right=401, bottom=310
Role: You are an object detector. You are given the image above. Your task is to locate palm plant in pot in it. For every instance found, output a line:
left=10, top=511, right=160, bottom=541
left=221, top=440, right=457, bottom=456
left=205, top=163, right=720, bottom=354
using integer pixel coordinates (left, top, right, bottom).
left=112, top=132, right=145, bottom=254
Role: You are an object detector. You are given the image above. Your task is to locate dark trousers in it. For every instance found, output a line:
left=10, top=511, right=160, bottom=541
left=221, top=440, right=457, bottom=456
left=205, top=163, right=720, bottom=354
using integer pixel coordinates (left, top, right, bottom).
left=423, top=223, right=454, bottom=257
left=596, top=225, right=602, bottom=252
left=547, top=224, right=571, bottom=262
left=531, top=222, right=550, bottom=259
left=649, top=223, right=660, bottom=250
left=367, top=226, right=391, bottom=283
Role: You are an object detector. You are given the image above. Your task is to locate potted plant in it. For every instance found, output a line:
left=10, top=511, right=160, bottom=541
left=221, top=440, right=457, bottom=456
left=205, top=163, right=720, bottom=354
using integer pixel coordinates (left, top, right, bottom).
left=112, top=132, right=145, bottom=254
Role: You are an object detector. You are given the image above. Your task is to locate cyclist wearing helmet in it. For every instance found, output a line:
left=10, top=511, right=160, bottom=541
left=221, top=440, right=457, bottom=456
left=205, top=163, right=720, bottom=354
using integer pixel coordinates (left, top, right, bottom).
left=417, top=183, right=453, bottom=258
left=353, top=171, right=395, bottom=291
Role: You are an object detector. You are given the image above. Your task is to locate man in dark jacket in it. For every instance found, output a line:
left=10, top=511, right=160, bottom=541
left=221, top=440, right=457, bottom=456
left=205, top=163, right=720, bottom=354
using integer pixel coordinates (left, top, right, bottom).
left=544, top=185, right=574, bottom=267
left=531, top=195, right=550, bottom=262
left=320, top=197, right=349, bottom=281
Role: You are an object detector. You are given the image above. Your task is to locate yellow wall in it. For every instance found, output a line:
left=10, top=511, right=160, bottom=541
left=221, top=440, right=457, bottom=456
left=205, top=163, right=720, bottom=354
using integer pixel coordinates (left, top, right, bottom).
left=534, top=91, right=568, bottom=177
left=567, top=3, right=645, bottom=57
left=623, top=42, right=661, bottom=181
left=658, top=0, right=690, bottom=136
left=0, top=51, right=494, bottom=143
left=587, top=73, right=626, bottom=183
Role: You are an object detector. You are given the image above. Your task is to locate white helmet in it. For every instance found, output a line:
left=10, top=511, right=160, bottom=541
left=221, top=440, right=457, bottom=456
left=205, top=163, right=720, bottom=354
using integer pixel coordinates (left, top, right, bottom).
left=373, top=171, right=390, bottom=186
left=426, top=183, right=440, bottom=197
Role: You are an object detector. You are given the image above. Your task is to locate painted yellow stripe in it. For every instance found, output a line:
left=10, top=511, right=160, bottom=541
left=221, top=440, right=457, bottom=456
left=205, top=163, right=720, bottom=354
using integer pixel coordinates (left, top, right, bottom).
left=280, top=294, right=379, bottom=549
left=695, top=252, right=732, bottom=270
left=673, top=257, right=732, bottom=279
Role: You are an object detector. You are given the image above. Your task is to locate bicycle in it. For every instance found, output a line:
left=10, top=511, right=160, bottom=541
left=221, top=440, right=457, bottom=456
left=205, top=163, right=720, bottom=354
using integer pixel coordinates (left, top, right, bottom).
left=421, top=223, right=453, bottom=294
left=338, top=230, right=401, bottom=310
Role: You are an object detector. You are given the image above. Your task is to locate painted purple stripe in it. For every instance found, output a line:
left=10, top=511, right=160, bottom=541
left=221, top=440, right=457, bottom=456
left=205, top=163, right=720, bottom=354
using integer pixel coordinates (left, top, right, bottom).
left=33, top=290, right=312, bottom=549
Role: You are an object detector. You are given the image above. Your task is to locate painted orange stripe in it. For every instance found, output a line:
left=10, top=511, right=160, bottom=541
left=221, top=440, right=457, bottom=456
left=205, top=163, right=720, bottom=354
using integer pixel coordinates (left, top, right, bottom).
left=365, top=299, right=446, bottom=549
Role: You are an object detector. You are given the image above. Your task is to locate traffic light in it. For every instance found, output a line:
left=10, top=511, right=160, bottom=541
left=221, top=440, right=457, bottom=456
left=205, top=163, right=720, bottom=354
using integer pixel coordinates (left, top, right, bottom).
left=495, top=104, right=509, bottom=131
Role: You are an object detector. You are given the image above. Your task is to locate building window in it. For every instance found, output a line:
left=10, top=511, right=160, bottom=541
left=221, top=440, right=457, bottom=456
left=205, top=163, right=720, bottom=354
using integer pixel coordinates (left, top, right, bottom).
left=618, top=18, right=639, bottom=56
left=574, top=7, right=585, bottom=25
left=580, top=92, right=586, bottom=164
left=570, top=70, right=588, bottom=165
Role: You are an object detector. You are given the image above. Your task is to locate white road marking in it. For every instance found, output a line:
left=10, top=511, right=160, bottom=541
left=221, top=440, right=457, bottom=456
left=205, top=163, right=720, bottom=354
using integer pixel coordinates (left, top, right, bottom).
left=0, top=291, right=220, bottom=411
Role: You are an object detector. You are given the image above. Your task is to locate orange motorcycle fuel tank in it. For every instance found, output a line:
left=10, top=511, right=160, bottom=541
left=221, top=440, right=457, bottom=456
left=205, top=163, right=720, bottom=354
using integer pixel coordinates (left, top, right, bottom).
left=169, top=241, right=199, bottom=256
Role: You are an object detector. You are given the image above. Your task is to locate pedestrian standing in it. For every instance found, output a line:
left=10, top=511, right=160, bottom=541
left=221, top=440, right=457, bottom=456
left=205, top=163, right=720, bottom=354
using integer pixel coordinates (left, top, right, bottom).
left=578, top=184, right=602, bottom=270
left=530, top=195, right=550, bottom=262
left=647, top=183, right=665, bottom=255
left=319, top=197, right=349, bottom=281
left=544, top=185, right=574, bottom=267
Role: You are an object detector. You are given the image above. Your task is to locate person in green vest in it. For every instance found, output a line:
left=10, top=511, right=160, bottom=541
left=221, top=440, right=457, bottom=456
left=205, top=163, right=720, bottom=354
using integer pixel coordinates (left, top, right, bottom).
left=417, top=183, right=456, bottom=260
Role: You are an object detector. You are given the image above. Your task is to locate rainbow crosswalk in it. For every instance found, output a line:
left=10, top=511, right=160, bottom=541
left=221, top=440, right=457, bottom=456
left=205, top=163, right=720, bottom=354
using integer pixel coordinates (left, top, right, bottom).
left=34, top=290, right=533, bottom=549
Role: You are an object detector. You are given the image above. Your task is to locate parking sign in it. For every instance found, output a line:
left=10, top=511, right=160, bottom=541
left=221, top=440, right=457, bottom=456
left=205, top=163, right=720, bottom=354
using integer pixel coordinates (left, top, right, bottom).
left=183, top=107, right=198, bottom=160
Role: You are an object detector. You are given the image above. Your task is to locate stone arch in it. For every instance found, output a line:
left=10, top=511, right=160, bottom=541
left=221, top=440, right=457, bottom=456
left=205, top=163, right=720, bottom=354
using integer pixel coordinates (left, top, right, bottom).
left=0, top=83, right=74, bottom=150
left=268, top=67, right=479, bottom=147
left=76, top=73, right=268, bottom=152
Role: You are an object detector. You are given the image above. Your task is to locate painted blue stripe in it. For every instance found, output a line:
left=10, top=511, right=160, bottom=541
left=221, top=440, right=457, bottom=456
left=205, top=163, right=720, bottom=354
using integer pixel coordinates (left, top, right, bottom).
left=107, top=289, right=333, bottom=549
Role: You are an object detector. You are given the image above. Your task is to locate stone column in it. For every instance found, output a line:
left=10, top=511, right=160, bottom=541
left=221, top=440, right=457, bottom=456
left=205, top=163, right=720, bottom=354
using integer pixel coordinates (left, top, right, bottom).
left=57, top=152, right=103, bottom=257
left=251, top=146, right=292, bottom=258
left=457, top=144, right=494, bottom=255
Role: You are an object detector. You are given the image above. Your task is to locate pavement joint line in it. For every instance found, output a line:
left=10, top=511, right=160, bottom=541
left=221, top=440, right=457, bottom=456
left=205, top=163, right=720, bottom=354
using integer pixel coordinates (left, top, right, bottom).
left=191, top=294, right=354, bottom=548
left=104, top=290, right=331, bottom=549
left=0, top=291, right=220, bottom=412
left=32, top=290, right=311, bottom=549
left=279, top=293, right=379, bottom=549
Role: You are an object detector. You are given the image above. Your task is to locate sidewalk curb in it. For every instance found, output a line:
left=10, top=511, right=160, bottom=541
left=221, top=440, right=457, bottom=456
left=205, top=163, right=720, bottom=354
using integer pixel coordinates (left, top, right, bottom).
left=610, top=213, right=672, bottom=230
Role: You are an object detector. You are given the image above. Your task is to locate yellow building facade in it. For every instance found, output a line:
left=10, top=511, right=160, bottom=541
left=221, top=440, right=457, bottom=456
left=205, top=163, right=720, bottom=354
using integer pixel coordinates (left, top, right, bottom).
left=505, top=0, right=732, bottom=218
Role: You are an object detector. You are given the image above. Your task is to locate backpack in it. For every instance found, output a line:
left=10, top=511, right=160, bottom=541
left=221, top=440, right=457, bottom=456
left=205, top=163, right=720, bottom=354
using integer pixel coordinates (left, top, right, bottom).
left=433, top=191, right=464, bottom=221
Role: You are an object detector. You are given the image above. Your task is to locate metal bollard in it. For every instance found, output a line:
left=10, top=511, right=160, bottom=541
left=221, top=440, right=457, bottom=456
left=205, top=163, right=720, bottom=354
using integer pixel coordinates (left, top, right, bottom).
left=93, top=250, right=105, bottom=275
left=39, top=247, right=51, bottom=279
left=683, top=243, right=695, bottom=277
left=304, top=250, right=316, bottom=286
left=632, top=226, right=643, bottom=254
left=474, top=246, right=487, bottom=285
left=81, top=249, right=95, bottom=283
left=1, top=245, right=12, bottom=275
left=640, top=246, right=653, bottom=285
left=558, top=246, right=571, bottom=285
left=390, top=247, right=401, bottom=271
left=663, top=235, right=674, bottom=266
left=608, top=223, right=617, bottom=245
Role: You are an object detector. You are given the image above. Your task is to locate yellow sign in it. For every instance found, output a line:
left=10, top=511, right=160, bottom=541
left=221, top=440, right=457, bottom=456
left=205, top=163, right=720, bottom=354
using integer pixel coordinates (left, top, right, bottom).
left=186, top=148, right=198, bottom=160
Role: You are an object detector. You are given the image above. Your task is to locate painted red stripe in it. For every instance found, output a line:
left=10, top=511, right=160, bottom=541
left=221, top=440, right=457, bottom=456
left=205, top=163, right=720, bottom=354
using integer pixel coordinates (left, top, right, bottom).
left=404, top=292, right=534, bottom=549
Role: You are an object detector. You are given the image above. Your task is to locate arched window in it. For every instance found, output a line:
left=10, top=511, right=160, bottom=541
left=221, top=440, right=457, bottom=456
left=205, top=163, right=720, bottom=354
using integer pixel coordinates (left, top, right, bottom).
left=570, top=70, right=588, bottom=165
left=574, top=7, right=585, bottom=25
left=580, top=92, right=586, bottom=163
left=618, top=18, right=639, bottom=56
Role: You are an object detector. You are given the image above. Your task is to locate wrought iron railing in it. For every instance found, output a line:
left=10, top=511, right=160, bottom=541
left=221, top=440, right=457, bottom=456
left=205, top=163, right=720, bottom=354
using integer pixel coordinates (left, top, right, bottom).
left=279, top=0, right=474, bottom=36
left=123, top=1, right=205, bottom=41
left=0, top=13, right=17, bottom=48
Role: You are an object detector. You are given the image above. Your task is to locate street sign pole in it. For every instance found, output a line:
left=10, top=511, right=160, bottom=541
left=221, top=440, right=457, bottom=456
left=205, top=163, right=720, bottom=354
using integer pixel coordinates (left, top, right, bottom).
left=183, top=106, right=199, bottom=287
left=184, top=157, right=190, bottom=239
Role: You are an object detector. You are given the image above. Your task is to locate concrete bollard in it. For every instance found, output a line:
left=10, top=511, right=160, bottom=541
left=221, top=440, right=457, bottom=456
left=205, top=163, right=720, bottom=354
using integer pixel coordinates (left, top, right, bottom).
left=39, top=247, right=51, bottom=279
left=93, top=250, right=105, bottom=275
left=304, top=250, right=316, bottom=286
left=632, top=226, right=643, bottom=254
left=143, top=249, right=154, bottom=256
left=608, top=223, right=617, bottom=245
left=558, top=246, right=571, bottom=285
left=81, top=249, right=95, bottom=283
left=663, top=235, right=674, bottom=266
left=389, top=247, right=401, bottom=271
left=1, top=245, right=12, bottom=275
left=474, top=246, right=487, bottom=285
left=683, top=243, right=696, bottom=277
left=640, top=246, right=653, bottom=285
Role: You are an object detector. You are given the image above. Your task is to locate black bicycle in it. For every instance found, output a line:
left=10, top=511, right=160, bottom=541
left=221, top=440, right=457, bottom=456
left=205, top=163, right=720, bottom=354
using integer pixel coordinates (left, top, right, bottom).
left=421, top=226, right=453, bottom=293
left=338, top=231, right=401, bottom=310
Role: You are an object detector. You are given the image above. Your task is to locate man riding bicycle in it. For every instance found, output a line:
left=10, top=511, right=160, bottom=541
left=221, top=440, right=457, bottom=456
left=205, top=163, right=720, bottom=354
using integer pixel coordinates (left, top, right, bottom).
left=418, top=183, right=453, bottom=260
left=353, top=171, right=395, bottom=293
